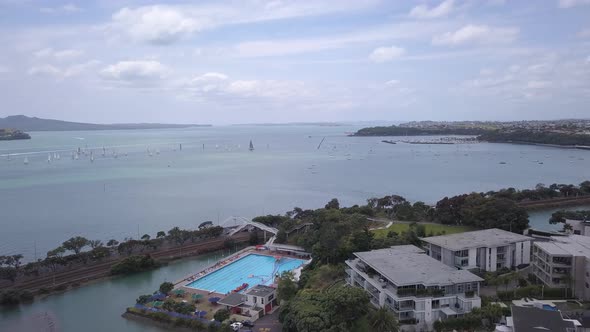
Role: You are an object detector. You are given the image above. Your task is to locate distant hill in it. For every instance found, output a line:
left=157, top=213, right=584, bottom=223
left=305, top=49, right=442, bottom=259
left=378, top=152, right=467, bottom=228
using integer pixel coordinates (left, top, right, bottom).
left=0, top=115, right=209, bottom=131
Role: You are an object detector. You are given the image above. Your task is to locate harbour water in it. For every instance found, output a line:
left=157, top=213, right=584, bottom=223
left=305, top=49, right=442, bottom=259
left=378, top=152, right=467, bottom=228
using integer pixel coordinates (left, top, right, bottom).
left=0, top=251, right=233, bottom=332
left=0, top=125, right=589, bottom=259
left=0, top=125, right=589, bottom=331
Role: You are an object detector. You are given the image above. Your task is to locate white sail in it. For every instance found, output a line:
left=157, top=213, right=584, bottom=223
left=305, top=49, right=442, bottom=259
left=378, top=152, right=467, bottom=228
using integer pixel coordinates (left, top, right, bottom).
left=24, top=157, right=29, bottom=165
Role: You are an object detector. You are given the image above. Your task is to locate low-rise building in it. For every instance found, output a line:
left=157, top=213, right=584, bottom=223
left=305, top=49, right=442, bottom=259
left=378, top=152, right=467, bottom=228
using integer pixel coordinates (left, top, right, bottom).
left=345, top=245, right=483, bottom=329
left=244, top=285, right=276, bottom=315
left=532, top=235, right=590, bottom=300
left=504, top=305, right=580, bottom=332
left=564, top=219, right=590, bottom=236
left=218, top=284, right=277, bottom=320
left=421, top=228, right=533, bottom=272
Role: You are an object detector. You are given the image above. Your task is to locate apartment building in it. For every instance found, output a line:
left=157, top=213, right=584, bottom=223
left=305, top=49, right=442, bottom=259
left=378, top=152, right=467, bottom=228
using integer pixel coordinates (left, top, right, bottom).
left=421, top=228, right=533, bottom=272
left=532, top=235, right=590, bottom=301
left=345, top=245, right=483, bottom=329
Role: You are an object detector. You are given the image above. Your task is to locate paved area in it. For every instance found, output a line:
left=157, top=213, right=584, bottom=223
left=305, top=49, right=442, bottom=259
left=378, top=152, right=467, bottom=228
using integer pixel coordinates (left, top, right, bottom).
left=249, top=310, right=281, bottom=332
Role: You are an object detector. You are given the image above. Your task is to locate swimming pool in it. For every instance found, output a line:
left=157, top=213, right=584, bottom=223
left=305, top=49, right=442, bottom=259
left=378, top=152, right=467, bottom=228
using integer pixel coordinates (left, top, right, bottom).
left=186, top=254, right=306, bottom=294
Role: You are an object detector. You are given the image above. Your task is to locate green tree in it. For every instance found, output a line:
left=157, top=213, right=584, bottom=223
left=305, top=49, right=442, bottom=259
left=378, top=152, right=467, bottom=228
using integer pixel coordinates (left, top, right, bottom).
left=213, top=308, right=230, bottom=322
left=88, top=240, right=103, bottom=249
left=159, top=281, right=174, bottom=294
left=62, top=236, right=89, bottom=254
left=156, top=231, right=166, bottom=239
left=325, top=198, right=340, bottom=210
left=277, top=271, right=298, bottom=302
left=106, top=239, right=119, bottom=247
left=370, top=307, right=399, bottom=332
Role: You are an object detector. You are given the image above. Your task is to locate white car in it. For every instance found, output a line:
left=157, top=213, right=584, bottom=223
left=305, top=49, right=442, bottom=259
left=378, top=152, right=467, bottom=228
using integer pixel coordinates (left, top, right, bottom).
left=230, top=322, right=243, bottom=331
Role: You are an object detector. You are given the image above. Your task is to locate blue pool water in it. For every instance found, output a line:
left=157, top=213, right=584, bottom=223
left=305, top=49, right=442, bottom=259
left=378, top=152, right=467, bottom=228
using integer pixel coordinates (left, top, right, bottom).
left=186, top=254, right=306, bottom=294
left=543, top=304, right=557, bottom=311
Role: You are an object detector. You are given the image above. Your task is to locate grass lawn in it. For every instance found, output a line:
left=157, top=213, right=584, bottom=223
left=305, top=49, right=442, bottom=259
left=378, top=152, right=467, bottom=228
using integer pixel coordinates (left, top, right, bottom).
left=372, top=223, right=475, bottom=239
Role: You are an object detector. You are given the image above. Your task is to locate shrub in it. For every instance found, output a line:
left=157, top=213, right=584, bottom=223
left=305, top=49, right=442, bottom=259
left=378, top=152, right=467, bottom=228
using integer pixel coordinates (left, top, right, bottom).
left=518, top=278, right=528, bottom=287
left=0, top=289, right=22, bottom=305
left=159, top=282, right=174, bottom=295
left=111, top=255, right=159, bottom=275
left=19, top=290, right=34, bottom=302
left=136, top=294, right=152, bottom=304
left=53, top=284, right=68, bottom=292
left=214, top=308, right=230, bottom=322
left=38, top=287, right=51, bottom=295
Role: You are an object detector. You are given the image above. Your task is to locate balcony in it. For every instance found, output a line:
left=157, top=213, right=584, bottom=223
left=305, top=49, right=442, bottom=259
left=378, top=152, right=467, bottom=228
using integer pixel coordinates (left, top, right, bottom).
left=396, top=288, right=445, bottom=298
left=552, top=257, right=572, bottom=266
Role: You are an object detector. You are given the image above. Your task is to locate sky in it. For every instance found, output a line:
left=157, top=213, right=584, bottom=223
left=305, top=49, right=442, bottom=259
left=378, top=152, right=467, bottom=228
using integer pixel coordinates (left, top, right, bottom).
left=0, top=0, right=589, bottom=125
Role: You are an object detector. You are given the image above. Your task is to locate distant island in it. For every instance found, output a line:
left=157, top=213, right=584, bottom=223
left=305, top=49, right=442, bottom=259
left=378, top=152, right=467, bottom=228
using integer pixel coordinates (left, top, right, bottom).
left=0, top=128, right=31, bottom=141
left=353, top=119, right=590, bottom=148
left=0, top=115, right=210, bottom=132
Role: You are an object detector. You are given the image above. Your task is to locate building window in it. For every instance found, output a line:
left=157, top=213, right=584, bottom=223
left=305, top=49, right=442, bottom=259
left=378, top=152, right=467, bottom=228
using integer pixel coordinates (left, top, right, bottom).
left=253, top=297, right=257, bottom=304
left=586, top=283, right=589, bottom=289
left=261, top=298, right=264, bottom=304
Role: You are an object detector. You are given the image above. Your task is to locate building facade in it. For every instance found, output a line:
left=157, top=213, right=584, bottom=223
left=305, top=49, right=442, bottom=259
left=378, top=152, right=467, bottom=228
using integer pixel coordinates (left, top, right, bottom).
left=421, top=228, right=533, bottom=272
left=345, top=245, right=483, bottom=330
left=532, top=235, right=590, bottom=301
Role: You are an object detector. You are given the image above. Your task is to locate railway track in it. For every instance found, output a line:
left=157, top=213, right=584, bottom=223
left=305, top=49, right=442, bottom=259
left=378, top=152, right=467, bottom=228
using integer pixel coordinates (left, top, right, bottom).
left=5, top=233, right=251, bottom=292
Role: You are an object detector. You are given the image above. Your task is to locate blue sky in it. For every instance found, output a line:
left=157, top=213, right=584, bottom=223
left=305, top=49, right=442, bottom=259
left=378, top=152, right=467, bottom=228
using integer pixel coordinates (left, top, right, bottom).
left=0, top=0, right=589, bottom=124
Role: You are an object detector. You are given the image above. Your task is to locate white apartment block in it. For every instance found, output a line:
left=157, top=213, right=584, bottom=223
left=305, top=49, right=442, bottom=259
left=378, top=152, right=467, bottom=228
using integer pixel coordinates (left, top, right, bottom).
left=532, top=235, right=590, bottom=301
left=345, top=245, right=483, bottom=330
left=421, top=228, right=533, bottom=272
left=564, top=219, right=590, bottom=236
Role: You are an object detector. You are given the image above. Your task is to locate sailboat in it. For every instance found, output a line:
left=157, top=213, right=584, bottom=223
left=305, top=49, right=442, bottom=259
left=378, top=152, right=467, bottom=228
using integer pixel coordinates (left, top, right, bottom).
left=249, top=140, right=254, bottom=151
left=90, top=154, right=94, bottom=163
left=47, top=154, right=52, bottom=163
left=23, top=157, right=28, bottom=165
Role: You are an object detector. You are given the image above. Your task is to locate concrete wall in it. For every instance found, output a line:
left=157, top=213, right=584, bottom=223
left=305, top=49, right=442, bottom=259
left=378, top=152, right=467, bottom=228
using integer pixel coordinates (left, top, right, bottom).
left=441, top=248, right=454, bottom=267
left=468, top=248, right=477, bottom=268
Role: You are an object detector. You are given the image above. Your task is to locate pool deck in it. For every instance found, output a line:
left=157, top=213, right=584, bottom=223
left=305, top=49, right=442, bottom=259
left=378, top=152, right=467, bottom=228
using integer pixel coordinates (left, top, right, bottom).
left=173, top=246, right=311, bottom=298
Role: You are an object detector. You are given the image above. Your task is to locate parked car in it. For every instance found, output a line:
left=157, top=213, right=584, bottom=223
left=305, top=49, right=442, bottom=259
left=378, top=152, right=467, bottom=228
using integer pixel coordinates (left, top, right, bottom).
left=242, top=320, right=254, bottom=328
left=230, top=322, right=243, bottom=331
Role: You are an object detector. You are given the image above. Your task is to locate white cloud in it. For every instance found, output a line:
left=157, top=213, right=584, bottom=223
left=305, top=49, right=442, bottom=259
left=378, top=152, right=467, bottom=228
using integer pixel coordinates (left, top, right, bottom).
left=63, top=60, right=101, bottom=77
left=385, top=80, right=400, bottom=86
left=100, top=60, right=168, bottom=82
left=409, top=0, right=454, bottom=19
left=34, top=48, right=84, bottom=60
left=369, top=46, right=405, bottom=63
left=577, top=28, right=590, bottom=38
left=558, top=0, right=590, bottom=8
left=111, top=6, right=204, bottom=45
left=108, top=1, right=380, bottom=45
left=0, top=65, right=9, bottom=73
left=28, top=65, right=61, bottom=76
left=182, top=72, right=309, bottom=99
left=526, top=80, right=552, bottom=89
left=40, top=3, right=82, bottom=14
left=27, top=61, right=100, bottom=78
left=432, top=25, right=519, bottom=46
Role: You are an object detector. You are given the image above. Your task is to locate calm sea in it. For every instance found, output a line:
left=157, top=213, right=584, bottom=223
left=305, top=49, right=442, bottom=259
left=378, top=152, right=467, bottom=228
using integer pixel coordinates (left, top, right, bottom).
left=0, top=125, right=589, bottom=259
left=0, top=125, right=589, bottom=332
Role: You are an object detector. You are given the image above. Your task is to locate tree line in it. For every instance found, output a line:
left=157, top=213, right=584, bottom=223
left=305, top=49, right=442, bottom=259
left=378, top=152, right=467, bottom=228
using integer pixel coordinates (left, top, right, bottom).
left=0, top=225, right=224, bottom=286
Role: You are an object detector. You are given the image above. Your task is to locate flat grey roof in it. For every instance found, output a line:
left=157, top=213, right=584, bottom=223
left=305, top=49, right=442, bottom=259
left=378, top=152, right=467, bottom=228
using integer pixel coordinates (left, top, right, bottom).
left=535, top=235, right=590, bottom=257
left=218, top=293, right=246, bottom=307
left=269, top=243, right=309, bottom=253
left=245, top=285, right=275, bottom=297
left=352, top=245, right=483, bottom=287
left=421, top=228, right=532, bottom=251
left=512, top=306, right=575, bottom=332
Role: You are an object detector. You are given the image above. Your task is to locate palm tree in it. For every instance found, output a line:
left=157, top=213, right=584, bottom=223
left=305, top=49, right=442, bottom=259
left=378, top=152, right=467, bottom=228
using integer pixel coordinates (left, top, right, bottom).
left=370, top=307, right=399, bottom=332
